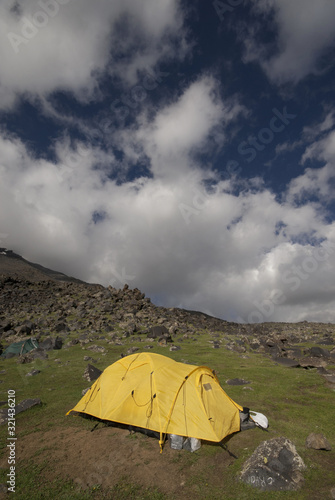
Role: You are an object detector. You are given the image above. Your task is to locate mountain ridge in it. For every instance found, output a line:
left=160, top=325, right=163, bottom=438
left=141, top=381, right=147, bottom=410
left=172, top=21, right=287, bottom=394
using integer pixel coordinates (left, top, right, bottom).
left=0, top=248, right=87, bottom=284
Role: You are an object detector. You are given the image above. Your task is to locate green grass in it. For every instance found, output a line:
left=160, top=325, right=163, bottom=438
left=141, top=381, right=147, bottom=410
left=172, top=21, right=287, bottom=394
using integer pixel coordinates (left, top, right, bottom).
left=0, top=328, right=334, bottom=499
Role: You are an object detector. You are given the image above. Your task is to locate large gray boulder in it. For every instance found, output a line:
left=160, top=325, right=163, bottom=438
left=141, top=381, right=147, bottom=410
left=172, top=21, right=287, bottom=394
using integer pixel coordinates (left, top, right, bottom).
left=240, top=437, right=306, bottom=491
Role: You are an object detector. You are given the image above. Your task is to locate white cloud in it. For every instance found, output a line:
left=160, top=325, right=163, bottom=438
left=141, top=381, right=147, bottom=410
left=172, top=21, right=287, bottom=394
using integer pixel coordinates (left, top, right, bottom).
left=0, top=72, right=334, bottom=323
left=134, top=75, right=241, bottom=180
left=285, top=127, right=335, bottom=205
left=303, top=110, right=335, bottom=141
left=244, top=0, right=335, bottom=84
left=1, top=129, right=334, bottom=323
left=0, top=0, right=188, bottom=109
left=1, top=2, right=334, bottom=325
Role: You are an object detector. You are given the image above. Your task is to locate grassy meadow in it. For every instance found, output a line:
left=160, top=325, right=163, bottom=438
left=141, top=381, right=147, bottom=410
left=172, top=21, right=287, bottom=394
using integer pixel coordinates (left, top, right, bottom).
left=0, top=328, right=334, bottom=499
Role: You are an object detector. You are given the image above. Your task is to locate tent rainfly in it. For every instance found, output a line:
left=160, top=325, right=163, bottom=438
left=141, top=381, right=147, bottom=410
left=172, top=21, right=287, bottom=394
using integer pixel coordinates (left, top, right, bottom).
left=1, top=338, right=39, bottom=359
left=67, top=352, right=245, bottom=452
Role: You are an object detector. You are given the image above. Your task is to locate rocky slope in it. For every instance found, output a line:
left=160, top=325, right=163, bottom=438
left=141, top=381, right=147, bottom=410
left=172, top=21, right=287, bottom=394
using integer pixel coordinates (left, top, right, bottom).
left=0, top=250, right=334, bottom=386
left=0, top=248, right=85, bottom=283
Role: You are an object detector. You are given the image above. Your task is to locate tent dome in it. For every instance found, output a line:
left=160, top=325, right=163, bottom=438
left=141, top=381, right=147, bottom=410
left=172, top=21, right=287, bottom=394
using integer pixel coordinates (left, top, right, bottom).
left=67, top=352, right=243, bottom=451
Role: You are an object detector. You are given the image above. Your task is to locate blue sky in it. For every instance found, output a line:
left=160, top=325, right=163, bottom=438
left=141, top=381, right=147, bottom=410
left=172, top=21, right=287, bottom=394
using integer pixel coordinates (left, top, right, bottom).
left=0, top=0, right=335, bottom=323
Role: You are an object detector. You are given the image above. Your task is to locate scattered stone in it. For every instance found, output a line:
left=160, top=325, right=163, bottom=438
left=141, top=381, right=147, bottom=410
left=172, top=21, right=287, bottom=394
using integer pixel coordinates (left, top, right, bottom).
left=299, top=357, right=327, bottom=369
left=17, top=348, right=48, bottom=363
left=240, top=437, right=306, bottom=491
left=306, top=433, right=332, bottom=451
left=272, top=357, right=300, bottom=368
left=147, top=326, right=169, bottom=339
left=64, top=339, right=79, bottom=348
left=226, top=378, right=251, bottom=386
left=86, top=345, right=106, bottom=354
left=170, top=345, right=181, bottom=351
left=322, top=373, right=335, bottom=385
left=15, top=398, right=41, bottom=415
left=39, top=336, right=63, bottom=350
left=82, top=387, right=90, bottom=396
left=127, top=346, right=139, bottom=354
left=308, top=347, right=331, bottom=358
left=0, top=398, right=42, bottom=425
left=330, top=486, right=335, bottom=499
left=15, top=321, right=35, bottom=335
left=282, top=347, right=302, bottom=358
left=83, top=364, right=102, bottom=382
left=54, top=322, right=69, bottom=333
left=26, top=369, right=41, bottom=376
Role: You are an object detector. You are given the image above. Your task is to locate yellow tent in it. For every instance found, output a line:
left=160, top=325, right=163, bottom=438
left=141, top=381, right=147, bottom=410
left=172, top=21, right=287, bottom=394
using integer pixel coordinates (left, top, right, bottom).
left=67, top=352, right=243, bottom=451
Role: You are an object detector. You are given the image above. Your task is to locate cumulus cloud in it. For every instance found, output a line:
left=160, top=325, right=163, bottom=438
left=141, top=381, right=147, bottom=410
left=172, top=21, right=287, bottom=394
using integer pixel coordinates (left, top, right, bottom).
left=243, top=0, right=335, bottom=84
left=1, top=1, right=335, bottom=323
left=1, top=93, right=335, bottom=322
left=0, top=0, right=188, bottom=109
left=285, top=127, right=335, bottom=207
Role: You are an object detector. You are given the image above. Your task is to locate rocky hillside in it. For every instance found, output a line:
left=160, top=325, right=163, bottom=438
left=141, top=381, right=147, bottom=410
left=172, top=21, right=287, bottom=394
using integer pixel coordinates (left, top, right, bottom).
left=0, top=251, right=335, bottom=498
left=0, top=250, right=334, bottom=387
left=0, top=248, right=85, bottom=283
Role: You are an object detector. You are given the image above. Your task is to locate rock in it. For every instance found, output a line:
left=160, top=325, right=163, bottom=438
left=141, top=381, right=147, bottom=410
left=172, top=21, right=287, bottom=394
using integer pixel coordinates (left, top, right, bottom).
left=26, top=369, right=41, bottom=376
left=322, top=373, right=335, bottom=385
left=331, top=486, right=335, bottom=499
left=240, top=437, right=306, bottom=491
left=83, top=356, right=97, bottom=362
left=54, top=322, right=69, bottom=333
left=158, top=334, right=172, bottom=344
left=15, top=321, right=35, bottom=335
left=299, top=357, right=327, bottom=369
left=272, top=357, right=300, bottom=368
left=0, top=398, right=42, bottom=424
left=83, top=364, right=102, bottom=382
left=1, top=329, right=15, bottom=338
left=0, top=321, right=12, bottom=332
left=82, top=387, right=90, bottom=396
left=65, top=339, right=79, bottom=348
left=226, top=378, right=250, bottom=386
left=147, top=326, right=169, bottom=339
left=170, top=345, right=181, bottom=351
left=308, top=347, right=331, bottom=358
left=305, top=433, right=332, bottom=451
left=17, top=348, right=48, bottom=363
left=249, top=338, right=261, bottom=350
left=86, top=345, right=106, bottom=353
left=39, top=336, right=63, bottom=350
left=127, top=346, right=139, bottom=355
left=168, top=324, right=178, bottom=335
left=283, top=347, right=303, bottom=358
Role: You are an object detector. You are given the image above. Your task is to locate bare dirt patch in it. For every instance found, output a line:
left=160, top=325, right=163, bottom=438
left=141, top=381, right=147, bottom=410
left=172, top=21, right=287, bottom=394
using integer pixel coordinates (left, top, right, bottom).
left=9, top=424, right=235, bottom=498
